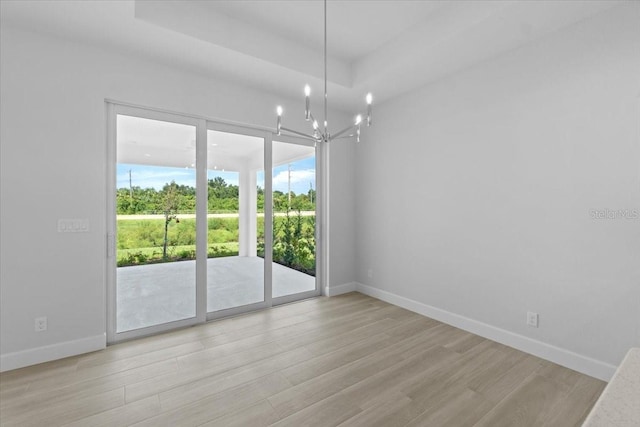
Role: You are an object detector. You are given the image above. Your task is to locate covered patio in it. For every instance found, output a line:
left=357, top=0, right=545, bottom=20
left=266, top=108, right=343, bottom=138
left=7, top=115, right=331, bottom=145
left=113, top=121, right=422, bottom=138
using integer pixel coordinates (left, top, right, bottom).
left=117, top=256, right=315, bottom=332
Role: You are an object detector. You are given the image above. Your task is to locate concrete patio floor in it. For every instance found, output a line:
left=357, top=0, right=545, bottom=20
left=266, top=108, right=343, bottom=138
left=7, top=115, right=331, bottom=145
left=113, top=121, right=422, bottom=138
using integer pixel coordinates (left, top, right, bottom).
left=116, top=256, right=315, bottom=332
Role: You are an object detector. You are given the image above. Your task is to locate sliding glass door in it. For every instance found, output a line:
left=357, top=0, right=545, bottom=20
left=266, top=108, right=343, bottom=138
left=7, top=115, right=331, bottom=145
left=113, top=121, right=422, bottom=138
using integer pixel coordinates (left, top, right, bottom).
left=108, top=106, right=204, bottom=341
left=272, top=140, right=318, bottom=301
left=107, top=103, right=322, bottom=342
left=206, top=128, right=267, bottom=317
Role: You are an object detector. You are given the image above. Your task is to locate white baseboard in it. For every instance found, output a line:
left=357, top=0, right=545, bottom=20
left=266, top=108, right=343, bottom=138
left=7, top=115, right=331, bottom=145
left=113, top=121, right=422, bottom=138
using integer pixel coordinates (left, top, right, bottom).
left=356, top=283, right=616, bottom=382
left=324, top=282, right=357, bottom=297
left=0, top=334, right=106, bottom=372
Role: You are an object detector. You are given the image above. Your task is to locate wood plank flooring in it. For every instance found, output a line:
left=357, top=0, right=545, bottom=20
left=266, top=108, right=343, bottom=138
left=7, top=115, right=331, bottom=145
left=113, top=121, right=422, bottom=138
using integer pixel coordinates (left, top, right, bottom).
left=0, top=293, right=605, bottom=426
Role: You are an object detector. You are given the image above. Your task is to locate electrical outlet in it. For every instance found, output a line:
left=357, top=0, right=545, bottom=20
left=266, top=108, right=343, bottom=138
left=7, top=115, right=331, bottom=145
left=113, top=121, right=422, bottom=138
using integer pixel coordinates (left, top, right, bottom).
left=527, top=312, right=538, bottom=328
left=35, top=317, right=47, bottom=332
left=367, top=269, right=373, bottom=278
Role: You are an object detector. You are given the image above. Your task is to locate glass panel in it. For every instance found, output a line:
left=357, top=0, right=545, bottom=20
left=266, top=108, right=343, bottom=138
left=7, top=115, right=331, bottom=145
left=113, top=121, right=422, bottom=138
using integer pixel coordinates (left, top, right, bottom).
left=116, top=115, right=197, bottom=332
left=207, top=130, right=265, bottom=312
left=272, top=141, right=317, bottom=298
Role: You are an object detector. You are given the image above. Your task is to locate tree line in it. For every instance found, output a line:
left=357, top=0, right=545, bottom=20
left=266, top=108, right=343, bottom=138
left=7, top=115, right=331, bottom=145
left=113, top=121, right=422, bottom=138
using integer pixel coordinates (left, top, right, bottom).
left=116, top=177, right=316, bottom=215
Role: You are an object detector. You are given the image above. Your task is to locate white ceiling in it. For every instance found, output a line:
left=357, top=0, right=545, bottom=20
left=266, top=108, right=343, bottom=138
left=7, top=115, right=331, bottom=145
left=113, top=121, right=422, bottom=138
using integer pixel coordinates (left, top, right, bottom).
left=193, top=0, right=449, bottom=62
left=117, top=115, right=313, bottom=171
left=0, top=0, right=622, bottom=112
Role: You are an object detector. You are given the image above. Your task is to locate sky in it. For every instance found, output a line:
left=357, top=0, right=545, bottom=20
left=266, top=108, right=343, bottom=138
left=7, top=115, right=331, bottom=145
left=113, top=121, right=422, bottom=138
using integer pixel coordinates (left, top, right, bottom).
left=117, top=156, right=315, bottom=195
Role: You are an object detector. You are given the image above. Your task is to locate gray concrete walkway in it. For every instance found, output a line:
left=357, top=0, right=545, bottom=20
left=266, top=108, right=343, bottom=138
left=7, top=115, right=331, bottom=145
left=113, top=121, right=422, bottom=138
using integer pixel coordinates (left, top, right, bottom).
left=116, top=256, right=315, bottom=332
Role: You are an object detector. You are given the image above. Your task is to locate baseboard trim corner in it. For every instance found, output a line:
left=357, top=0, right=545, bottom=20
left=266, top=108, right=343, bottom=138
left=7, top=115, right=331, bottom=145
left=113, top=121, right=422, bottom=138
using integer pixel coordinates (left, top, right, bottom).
left=324, top=282, right=357, bottom=297
left=355, top=282, right=616, bottom=381
left=0, top=333, right=106, bottom=372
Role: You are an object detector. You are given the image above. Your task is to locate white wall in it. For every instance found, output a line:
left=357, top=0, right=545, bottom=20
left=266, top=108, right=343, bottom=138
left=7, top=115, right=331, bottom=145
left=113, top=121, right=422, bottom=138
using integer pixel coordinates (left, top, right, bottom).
left=355, top=3, right=640, bottom=379
left=0, top=26, right=355, bottom=368
left=327, top=140, right=356, bottom=290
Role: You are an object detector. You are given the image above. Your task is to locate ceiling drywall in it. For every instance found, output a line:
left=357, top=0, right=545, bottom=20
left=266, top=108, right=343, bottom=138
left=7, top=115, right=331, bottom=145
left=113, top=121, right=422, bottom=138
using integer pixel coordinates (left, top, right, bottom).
left=117, top=115, right=313, bottom=171
left=0, top=0, right=623, bottom=112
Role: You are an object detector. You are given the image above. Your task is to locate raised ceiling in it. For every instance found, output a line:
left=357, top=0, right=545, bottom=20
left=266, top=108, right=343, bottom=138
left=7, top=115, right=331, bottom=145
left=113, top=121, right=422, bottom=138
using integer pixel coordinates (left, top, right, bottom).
left=0, top=0, right=622, bottom=112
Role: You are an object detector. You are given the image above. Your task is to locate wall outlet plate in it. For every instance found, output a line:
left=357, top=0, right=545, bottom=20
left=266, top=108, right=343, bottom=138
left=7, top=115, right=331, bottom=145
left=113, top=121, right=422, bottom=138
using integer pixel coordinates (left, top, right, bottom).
left=527, top=311, right=539, bottom=328
left=35, top=316, right=47, bottom=332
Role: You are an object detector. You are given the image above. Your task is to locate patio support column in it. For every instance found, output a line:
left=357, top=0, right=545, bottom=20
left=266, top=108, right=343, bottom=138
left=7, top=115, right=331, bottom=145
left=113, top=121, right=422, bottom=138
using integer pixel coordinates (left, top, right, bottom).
left=238, top=167, right=258, bottom=257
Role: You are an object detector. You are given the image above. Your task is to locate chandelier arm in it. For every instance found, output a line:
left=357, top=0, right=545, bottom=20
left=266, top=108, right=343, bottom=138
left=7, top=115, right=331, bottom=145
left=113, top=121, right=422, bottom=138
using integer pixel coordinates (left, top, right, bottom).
left=332, top=134, right=356, bottom=140
left=280, top=126, right=320, bottom=142
left=331, top=124, right=357, bottom=140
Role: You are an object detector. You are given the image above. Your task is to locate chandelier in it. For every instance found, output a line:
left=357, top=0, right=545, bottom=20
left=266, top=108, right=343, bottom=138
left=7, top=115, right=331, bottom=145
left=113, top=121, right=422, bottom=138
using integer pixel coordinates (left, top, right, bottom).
left=275, top=0, right=372, bottom=143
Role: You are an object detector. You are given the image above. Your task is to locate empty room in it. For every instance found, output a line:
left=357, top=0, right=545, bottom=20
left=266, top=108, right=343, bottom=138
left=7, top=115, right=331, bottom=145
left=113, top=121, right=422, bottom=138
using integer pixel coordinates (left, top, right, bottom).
left=0, top=0, right=638, bottom=426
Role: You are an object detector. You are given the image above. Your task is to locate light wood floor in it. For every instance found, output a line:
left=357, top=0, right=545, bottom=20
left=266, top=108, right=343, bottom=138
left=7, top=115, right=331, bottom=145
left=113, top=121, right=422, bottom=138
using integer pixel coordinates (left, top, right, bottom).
left=0, top=293, right=605, bottom=427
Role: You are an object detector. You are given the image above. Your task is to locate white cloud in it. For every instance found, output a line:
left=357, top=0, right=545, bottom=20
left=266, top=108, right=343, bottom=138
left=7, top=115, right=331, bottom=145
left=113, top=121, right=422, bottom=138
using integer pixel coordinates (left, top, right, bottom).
left=272, top=169, right=315, bottom=195
left=117, top=169, right=192, bottom=183
left=272, top=169, right=315, bottom=186
left=117, top=167, right=195, bottom=190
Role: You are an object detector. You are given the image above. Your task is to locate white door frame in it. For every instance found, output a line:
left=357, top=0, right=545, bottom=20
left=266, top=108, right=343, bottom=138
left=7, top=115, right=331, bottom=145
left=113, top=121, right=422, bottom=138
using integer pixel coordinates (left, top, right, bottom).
left=271, top=136, right=324, bottom=307
left=106, top=103, right=205, bottom=343
left=204, top=122, right=273, bottom=320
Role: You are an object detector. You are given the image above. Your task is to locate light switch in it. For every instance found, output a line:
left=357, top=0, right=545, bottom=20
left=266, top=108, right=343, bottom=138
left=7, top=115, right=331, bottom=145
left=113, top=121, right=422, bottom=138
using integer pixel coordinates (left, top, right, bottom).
left=58, top=219, right=89, bottom=233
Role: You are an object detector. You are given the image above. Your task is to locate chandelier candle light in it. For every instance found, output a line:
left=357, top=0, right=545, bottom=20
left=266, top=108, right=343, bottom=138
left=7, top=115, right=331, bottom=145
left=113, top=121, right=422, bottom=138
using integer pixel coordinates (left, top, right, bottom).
left=276, top=0, right=373, bottom=144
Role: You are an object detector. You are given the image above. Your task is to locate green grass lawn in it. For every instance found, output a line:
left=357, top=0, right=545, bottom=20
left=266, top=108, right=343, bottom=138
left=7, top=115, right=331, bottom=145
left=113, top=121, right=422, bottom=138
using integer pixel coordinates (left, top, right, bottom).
left=117, top=218, right=241, bottom=249
left=116, top=214, right=315, bottom=274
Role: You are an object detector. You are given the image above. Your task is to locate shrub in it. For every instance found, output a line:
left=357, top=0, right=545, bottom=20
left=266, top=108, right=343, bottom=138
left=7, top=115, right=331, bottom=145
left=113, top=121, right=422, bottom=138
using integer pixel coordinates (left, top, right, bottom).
left=208, top=245, right=238, bottom=258
left=117, top=251, right=148, bottom=267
